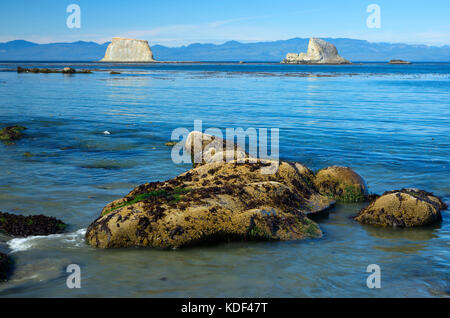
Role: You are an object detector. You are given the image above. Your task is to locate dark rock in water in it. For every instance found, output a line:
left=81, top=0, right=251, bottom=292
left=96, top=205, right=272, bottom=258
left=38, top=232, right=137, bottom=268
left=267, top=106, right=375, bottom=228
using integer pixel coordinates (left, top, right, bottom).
left=0, top=125, right=27, bottom=141
left=313, top=166, right=368, bottom=202
left=0, top=252, right=12, bottom=281
left=62, top=67, right=75, bottom=74
left=353, top=188, right=447, bottom=227
left=0, top=211, right=67, bottom=237
left=110, top=71, right=121, bottom=75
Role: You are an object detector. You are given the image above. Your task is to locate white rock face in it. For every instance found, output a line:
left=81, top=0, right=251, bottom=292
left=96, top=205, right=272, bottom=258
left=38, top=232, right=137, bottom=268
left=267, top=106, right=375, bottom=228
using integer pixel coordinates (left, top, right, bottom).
left=282, top=38, right=350, bottom=64
left=100, top=38, right=155, bottom=62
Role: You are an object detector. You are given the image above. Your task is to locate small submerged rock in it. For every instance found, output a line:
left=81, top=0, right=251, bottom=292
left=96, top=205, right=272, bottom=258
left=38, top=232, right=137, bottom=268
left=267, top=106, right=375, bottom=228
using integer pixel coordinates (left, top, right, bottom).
left=353, top=188, right=447, bottom=227
left=0, top=125, right=27, bottom=142
left=313, top=166, right=368, bottom=202
left=0, top=211, right=68, bottom=237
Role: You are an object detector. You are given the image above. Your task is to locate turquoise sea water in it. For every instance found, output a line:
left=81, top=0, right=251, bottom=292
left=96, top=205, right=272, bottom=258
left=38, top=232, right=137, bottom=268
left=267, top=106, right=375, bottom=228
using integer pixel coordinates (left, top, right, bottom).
left=0, top=62, right=449, bottom=297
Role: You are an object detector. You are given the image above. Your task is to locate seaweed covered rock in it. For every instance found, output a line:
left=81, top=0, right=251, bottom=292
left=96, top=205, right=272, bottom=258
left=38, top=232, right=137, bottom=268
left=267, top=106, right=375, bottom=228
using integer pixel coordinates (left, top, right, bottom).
left=314, top=166, right=368, bottom=202
left=0, top=211, right=67, bottom=237
left=282, top=38, right=351, bottom=64
left=353, top=189, right=447, bottom=227
left=86, top=132, right=334, bottom=249
left=389, top=59, right=412, bottom=65
left=0, top=125, right=27, bottom=141
left=0, top=252, right=11, bottom=281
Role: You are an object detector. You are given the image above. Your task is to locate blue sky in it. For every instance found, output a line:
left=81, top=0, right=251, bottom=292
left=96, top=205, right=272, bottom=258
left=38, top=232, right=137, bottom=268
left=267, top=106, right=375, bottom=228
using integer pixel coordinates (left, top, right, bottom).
left=0, top=0, right=449, bottom=46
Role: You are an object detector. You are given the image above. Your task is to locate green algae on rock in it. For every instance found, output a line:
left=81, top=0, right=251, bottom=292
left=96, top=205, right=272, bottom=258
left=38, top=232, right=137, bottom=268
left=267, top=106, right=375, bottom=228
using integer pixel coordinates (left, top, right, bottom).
left=0, top=211, right=68, bottom=237
left=313, top=166, right=368, bottom=202
left=353, top=188, right=447, bottom=227
left=0, top=125, right=27, bottom=142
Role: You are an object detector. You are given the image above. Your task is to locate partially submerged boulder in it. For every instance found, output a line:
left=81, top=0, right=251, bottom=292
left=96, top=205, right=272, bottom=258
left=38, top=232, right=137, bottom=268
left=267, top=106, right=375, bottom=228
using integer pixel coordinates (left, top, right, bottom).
left=85, top=132, right=334, bottom=249
left=353, top=189, right=447, bottom=227
left=0, top=125, right=27, bottom=141
left=0, top=211, right=67, bottom=237
left=62, top=67, right=75, bottom=74
left=313, top=166, right=368, bottom=202
left=0, top=252, right=11, bottom=281
left=282, top=38, right=351, bottom=64
left=100, top=37, right=156, bottom=62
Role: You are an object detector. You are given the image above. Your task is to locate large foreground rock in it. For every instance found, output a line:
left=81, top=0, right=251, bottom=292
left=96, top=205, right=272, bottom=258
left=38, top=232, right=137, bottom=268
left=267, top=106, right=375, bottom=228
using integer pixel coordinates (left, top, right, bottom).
left=354, top=189, right=447, bottom=227
left=86, top=132, right=334, bottom=249
left=282, top=38, right=351, bottom=64
left=100, top=37, right=155, bottom=62
left=0, top=211, right=67, bottom=237
left=314, top=166, right=368, bottom=202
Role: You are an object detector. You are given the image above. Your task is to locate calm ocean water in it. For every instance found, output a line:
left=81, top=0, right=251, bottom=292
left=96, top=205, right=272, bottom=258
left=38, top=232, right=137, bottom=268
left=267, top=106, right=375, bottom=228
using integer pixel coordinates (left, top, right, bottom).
left=0, top=62, right=449, bottom=297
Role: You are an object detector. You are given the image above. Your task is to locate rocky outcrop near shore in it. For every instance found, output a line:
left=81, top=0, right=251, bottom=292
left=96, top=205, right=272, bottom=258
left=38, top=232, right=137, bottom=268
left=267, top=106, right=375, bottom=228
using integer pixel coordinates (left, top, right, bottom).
left=100, top=37, right=155, bottom=62
left=0, top=125, right=26, bottom=142
left=85, top=132, right=335, bottom=249
left=0, top=211, right=67, bottom=237
left=354, top=189, right=447, bottom=227
left=282, top=38, right=351, bottom=64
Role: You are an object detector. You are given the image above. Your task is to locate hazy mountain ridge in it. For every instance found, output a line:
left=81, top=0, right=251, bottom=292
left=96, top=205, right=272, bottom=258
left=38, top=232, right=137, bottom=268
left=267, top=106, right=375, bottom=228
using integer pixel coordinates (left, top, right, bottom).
left=0, top=38, right=449, bottom=61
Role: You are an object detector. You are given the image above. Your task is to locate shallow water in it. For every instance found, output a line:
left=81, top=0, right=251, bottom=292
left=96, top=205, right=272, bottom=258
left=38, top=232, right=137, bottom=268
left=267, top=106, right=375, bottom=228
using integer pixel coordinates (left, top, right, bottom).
left=0, top=62, right=449, bottom=297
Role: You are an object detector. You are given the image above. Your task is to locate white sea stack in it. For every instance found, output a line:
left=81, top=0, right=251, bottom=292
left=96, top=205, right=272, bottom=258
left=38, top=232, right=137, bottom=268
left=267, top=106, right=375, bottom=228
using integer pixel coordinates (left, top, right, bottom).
left=282, top=38, right=350, bottom=64
left=100, top=37, right=155, bottom=62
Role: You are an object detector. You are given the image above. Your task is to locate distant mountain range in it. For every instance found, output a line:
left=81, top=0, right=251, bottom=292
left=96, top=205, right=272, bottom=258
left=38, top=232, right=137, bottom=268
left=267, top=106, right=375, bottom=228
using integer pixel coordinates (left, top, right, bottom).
left=1, top=38, right=449, bottom=62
